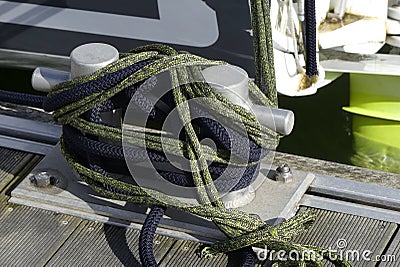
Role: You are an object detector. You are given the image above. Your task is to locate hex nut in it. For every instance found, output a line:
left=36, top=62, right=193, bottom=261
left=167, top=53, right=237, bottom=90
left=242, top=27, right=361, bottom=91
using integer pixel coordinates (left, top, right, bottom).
left=275, top=163, right=293, bottom=183
left=30, top=171, right=58, bottom=187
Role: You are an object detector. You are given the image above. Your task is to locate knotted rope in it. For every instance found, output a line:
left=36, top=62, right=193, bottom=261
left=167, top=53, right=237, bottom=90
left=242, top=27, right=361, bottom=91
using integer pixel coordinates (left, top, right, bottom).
left=41, top=41, right=349, bottom=266
left=0, top=1, right=349, bottom=266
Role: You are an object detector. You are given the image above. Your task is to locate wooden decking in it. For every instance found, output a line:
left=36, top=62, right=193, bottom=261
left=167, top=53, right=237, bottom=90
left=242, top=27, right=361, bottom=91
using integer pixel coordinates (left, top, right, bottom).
left=0, top=146, right=399, bottom=266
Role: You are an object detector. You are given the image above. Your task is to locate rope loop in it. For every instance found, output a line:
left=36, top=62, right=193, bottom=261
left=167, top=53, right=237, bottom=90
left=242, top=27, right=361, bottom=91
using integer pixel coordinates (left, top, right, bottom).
left=45, top=40, right=351, bottom=266
left=0, top=1, right=348, bottom=266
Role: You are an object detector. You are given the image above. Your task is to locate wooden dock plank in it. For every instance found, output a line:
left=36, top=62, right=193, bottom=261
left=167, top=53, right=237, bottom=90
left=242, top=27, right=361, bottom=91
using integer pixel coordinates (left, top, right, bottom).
left=273, top=152, right=400, bottom=190
left=0, top=147, right=33, bottom=192
left=0, top=196, right=81, bottom=266
left=380, top=230, right=400, bottom=267
left=159, top=239, right=230, bottom=267
left=158, top=207, right=398, bottom=267
left=1, top=143, right=399, bottom=266
left=0, top=147, right=82, bottom=266
left=46, top=221, right=176, bottom=266
left=294, top=207, right=398, bottom=267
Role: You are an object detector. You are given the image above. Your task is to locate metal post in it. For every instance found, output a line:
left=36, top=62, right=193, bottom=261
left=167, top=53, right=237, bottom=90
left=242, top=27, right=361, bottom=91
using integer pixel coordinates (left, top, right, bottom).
left=201, top=65, right=295, bottom=136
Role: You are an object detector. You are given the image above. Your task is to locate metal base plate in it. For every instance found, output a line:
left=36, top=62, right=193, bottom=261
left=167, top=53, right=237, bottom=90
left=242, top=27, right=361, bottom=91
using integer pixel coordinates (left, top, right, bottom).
left=10, top=145, right=314, bottom=243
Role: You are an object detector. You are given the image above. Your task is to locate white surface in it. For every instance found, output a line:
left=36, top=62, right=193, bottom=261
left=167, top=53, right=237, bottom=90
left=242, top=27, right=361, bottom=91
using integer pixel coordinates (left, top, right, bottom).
left=387, top=18, right=400, bottom=35
left=330, top=0, right=388, bottom=18
left=332, top=42, right=385, bottom=54
left=270, top=0, right=330, bottom=53
left=319, top=0, right=387, bottom=54
left=319, top=19, right=386, bottom=50
left=270, top=0, right=298, bottom=53
left=386, top=35, right=400, bottom=47
left=274, top=49, right=326, bottom=97
left=388, top=5, right=400, bottom=20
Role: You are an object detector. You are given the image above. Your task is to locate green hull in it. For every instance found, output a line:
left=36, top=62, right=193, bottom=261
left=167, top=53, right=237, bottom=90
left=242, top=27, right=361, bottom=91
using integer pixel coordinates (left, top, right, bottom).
left=343, top=73, right=400, bottom=173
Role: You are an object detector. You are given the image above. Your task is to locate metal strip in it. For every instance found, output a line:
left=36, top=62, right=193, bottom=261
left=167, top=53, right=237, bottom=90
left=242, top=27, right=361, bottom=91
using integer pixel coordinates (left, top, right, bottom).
left=311, top=174, right=400, bottom=211
left=300, top=194, right=400, bottom=224
left=0, top=134, right=54, bottom=155
left=320, top=50, right=400, bottom=75
left=0, top=114, right=61, bottom=144
left=0, top=48, right=69, bottom=70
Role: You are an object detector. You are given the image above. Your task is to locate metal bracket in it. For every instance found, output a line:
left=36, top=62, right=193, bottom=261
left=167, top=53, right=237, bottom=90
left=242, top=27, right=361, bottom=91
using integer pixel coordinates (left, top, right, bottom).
left=0, top=114, right=61, bottom=155
left=10, top=144, right=315, bottom=243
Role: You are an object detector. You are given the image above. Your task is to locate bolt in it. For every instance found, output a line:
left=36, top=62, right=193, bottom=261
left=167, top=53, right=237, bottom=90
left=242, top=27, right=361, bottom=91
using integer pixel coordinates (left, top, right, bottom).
left=275, top=163, right=293, bottom=183
left=30, top=171, right=58, bottom=187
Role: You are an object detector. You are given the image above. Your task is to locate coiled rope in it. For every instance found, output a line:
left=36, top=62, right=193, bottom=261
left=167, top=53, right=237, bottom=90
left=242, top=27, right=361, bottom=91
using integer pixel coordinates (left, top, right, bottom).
left=45, top=46, right=347, bottom=266
left=0, top=1, right=349, bottom=266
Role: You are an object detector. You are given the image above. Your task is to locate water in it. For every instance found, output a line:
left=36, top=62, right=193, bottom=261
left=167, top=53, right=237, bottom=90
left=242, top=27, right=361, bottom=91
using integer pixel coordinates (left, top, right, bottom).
left=277, top=74, right=354, bottom=166
left=0, top=67, right=43, bottom=95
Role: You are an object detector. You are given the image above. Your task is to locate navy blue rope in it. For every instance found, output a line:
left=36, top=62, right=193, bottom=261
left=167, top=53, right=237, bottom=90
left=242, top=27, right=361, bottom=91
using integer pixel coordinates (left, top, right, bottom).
left=139, top=206, right=166, bottom=267
left=55, top=62, right=264, bottom=266
left=305, top=0, right=318, bottom=77
left=43, top=60, right=152, bottom=112
left=0, top=57, right=269, bottom=267
left=239, top=247, right=257, bottom=267
left=0, top=89, right=45, bottom=108
left=62, top=125, right=260, bottom=191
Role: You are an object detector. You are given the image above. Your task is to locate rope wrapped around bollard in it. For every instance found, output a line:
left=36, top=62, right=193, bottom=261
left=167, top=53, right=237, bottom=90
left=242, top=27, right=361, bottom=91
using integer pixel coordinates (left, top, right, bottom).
left=41, top=44, right=350, bottom=267
left=0, top=0, right=347, bottom=265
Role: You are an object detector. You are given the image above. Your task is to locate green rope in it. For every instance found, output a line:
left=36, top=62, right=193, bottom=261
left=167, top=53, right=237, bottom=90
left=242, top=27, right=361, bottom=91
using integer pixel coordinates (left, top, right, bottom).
left=250, top=0, right=278, bottom=107
left=46, top=0, right=352, bottom=266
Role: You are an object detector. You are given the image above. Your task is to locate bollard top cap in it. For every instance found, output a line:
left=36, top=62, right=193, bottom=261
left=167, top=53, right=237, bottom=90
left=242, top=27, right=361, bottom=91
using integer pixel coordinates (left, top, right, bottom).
left=70, top=43, right=119, bottom=78
left=201, top=65, right=249, bottom=93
